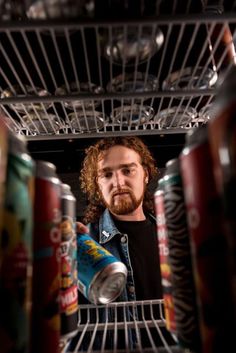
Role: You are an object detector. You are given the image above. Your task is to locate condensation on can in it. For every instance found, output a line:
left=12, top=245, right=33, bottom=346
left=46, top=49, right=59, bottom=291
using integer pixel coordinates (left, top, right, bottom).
left=77, top=233, right=127, bottom=304
left=60, top=183, right=78, bottom=339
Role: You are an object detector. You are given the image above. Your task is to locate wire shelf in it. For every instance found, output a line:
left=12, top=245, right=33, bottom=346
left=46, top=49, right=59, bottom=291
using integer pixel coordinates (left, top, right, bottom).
left=60, top=299, right=183, bottom=353
left=0, top=1, right=236, bottom=139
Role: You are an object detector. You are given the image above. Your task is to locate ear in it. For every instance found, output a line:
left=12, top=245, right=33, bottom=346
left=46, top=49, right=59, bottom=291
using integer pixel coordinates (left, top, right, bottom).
left=144, top=169, right=149, bottom=184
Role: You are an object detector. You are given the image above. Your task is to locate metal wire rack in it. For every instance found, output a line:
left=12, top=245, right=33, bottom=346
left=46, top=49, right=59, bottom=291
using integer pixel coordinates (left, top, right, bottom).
left=60, top=299, right=183, bottom=353
left=1, top=1, right=236, bottom=140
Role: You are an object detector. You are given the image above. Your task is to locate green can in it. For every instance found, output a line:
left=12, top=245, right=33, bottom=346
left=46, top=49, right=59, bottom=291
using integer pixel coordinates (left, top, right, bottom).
left=0, top=132, right=35, bottom=353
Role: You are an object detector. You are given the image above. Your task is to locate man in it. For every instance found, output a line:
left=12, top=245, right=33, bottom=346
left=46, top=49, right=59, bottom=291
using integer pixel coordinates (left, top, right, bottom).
left=78, top=136, right=162, bottom=302
left=70, top=136, right=169, bottom=351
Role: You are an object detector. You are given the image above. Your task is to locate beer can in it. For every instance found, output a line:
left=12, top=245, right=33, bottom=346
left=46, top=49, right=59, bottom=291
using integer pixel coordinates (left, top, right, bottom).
left=180, top=125, right=235, bottom=353
left=208, top=66, right=236, bottom=328
left=0, top=131, right=34, bottom=353
left=60, top=183, right=78, bottom=339
left=154, top=179, right=176, bottom=335
left=32, top=160, right=61, bottom=353
left=77, top=233, right=127, bottom=304
left=162, top=158, right=201, bottom=352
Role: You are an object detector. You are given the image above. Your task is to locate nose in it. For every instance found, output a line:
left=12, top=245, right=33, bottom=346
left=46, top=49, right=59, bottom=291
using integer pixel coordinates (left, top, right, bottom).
left=113, top=171, right=125, bottom=188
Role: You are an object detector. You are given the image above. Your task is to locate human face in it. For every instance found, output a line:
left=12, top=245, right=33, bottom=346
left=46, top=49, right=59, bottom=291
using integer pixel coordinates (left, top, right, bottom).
left=97, top=145, right=148, bottom=219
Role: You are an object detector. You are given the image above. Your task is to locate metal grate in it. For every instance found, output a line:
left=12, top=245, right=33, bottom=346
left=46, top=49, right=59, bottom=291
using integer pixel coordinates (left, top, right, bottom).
left=60, top=299, right=182, bottom=353
left=0, top=1, right=236, bottom=140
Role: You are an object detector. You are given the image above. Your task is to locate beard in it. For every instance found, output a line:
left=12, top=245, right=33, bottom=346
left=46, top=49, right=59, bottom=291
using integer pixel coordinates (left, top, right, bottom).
left=101, top=185, right=145, bottom=215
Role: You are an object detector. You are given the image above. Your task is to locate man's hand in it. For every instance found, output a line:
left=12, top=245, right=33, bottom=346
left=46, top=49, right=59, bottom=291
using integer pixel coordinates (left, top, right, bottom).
left=76, top=222, right=89, bottom=234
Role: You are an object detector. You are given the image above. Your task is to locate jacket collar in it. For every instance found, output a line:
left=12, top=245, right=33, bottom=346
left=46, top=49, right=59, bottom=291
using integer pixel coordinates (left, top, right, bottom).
left=98, top=208, right=156, bottom=244
left=99, top=209, right=121, bottom=244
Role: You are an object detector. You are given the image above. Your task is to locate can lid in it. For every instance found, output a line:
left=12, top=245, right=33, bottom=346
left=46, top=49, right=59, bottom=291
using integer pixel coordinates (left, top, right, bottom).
left=61, top=183, right=76, bottom=201
left=165, top=158, right=180, bottom=175
left=8, top=130, right=28, bottom=155
left=184, top=124, right=209, bottom=148
left=61, top=183, right=71, bottom=193
left=35, top=160, right=58, bottom=179
left=155, top=177, right=165, bottom=192
left=89, top=262, right=127, bottom=304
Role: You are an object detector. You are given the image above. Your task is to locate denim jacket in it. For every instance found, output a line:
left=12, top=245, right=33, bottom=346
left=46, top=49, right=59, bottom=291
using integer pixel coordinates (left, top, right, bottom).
left=88, top=208, right=137, bottom=303
left=69, top=208, right=157, bottom=351
left=88, top=208, right=157, bottom=301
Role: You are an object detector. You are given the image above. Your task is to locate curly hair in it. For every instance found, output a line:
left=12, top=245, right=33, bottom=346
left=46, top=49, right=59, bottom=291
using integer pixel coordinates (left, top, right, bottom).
left=80, top=136, right=159, bottom=224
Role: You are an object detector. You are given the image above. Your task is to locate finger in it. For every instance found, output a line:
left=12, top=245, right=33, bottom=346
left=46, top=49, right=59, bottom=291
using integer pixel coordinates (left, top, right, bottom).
left=76, top=222, right=89, bottom=234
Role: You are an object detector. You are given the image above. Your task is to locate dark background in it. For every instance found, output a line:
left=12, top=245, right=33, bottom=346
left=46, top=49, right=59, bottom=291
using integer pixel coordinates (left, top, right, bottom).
left=27, top=133, right=186, bottom=218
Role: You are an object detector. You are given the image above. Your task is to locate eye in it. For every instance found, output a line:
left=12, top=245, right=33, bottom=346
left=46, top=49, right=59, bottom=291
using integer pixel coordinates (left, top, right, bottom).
left=104, top=171, right=112, bottom=178
left=122, top=167, right=135, bottom=176
left=100, top=171, right=113, bottom=179
left=122, top=168, right=131, bottom=175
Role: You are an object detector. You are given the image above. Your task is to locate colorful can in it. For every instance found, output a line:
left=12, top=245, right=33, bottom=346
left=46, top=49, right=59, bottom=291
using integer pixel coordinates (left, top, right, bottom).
left=180, top=125, right=235, bottom=353
left=77, top=233, right=127, bottom=304
left=60, top=183, right=78, bottom=339
left=154, top=179, right=176, bottom=334
left=32, top=160, right=61, bottom=353
left=162, top=158, right=201, bottom=351
left=0, top=131, right=34, bottom=353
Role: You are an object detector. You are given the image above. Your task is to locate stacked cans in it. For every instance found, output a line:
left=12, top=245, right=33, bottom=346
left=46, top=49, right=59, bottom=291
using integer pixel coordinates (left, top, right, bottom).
left=0, top=116, right=128, bottom=353
left=155, top=159, right=201, bottom=352
left=155, top=67, right=236, bottom=353
left=180, top=125, right=235, bottom=353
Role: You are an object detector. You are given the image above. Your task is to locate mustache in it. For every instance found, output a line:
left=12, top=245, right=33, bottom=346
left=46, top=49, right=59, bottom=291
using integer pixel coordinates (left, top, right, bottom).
left=111, top=188, right=132, bottom=198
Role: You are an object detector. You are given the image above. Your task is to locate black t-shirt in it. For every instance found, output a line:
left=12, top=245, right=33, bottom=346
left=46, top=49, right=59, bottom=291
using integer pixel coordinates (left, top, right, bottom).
left=113, top=217, right=163, bottom=300
left=113, top=217, right=171, bottom=348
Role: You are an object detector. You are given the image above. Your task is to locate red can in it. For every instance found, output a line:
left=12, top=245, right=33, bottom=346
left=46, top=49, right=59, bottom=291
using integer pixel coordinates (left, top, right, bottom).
left=154, top=179, right=176, bottom=335
left=208, top=66, right=236, bottom=329
left=31, top=161, right=61, bottom=353
left=180, top=125, right=235, bottom=353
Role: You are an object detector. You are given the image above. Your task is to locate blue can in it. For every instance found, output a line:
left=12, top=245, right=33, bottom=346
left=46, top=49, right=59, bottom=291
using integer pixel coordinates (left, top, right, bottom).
left=77, top=233, right=127, bottom=304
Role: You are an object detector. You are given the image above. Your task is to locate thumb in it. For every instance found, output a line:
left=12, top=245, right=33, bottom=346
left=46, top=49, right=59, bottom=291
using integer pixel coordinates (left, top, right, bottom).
left=76, top=222, right=89, bottom=234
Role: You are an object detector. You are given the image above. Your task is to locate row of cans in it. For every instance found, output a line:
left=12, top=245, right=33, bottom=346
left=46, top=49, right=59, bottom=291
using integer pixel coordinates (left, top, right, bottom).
left=0, top=120, right=127, bottom=353
left=155, top=66, right=236, bottom=353
left=0, top=127, right=79, bottom=353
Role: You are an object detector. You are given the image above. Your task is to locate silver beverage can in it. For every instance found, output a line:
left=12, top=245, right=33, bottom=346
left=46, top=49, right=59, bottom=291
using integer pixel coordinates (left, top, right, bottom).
left=77, top=233, right=127, bottom=304
left=60, top=183, right=78, bottom=339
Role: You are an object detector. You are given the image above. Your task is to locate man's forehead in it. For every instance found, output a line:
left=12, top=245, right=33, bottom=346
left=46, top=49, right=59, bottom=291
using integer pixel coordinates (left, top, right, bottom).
left=97, top=146, right=142, bottom=168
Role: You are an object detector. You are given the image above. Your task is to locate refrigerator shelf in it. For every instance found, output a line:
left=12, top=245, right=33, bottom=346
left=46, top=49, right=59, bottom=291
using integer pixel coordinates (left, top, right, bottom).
left=0, top=1, right=236, bottom=139
left=60, top=299, right=183, bottom=353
